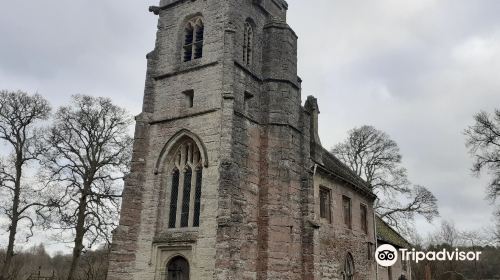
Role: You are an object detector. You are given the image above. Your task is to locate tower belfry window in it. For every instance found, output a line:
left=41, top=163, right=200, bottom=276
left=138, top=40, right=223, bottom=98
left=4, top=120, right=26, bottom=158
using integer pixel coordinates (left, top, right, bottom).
left=183, top=17, right=204, bottom=62
left=243, top=22, right=253, bottom=66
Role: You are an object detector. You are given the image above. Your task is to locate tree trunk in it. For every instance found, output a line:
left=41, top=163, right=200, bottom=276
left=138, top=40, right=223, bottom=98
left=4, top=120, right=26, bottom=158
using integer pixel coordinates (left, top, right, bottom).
left=0, top=155, right=22, bottom=280
left=67, top=183, right=89, bottom=280
left=0, top=217, right=18, bottom=280
left=425, top=263, right=432, bottom=280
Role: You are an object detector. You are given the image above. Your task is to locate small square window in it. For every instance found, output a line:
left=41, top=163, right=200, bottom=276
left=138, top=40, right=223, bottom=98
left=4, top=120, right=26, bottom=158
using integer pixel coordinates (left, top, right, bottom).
left=244, top=91, right=254, bottom=110
left=319, top=187, right=331, bottom=222
left=183, top=90, right=194, bottom=108
left=244, top=91, right=254, bottom=101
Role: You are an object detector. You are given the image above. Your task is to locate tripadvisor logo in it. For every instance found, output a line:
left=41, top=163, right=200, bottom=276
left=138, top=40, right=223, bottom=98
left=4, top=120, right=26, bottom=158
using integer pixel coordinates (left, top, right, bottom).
left=376, top=244, right=399, bottom=267
left=375, top=244, right=482, bottom=267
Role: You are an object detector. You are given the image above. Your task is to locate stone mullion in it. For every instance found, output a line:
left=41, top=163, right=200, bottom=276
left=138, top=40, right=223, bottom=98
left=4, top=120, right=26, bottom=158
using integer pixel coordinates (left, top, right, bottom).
left=191, top=28, right=196, bottom=61
left=247, top=27, right=252, bottom=65
left=243, top=28, right=248, bottom=63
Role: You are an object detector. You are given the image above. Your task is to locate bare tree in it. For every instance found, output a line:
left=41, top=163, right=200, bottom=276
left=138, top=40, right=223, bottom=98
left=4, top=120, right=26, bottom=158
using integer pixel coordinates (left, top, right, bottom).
left=425, top=220, right=460, bottom=272
left=0, top=90, right=51, bottom=280
left=439, top=220, right=459, bottom=247
left=496, top=221, right=500, bottom=245
left=494, top=212, right=500, bottom=245
left=465, top=109, right=500, bottom=200
left=460, top=230, right=484, bottom=280
left=377, top=185, right=439, bottom=232
left=333, top=125, right=408, bottom=192
left=332, top=125, right=439, bottom=232
left=79, top=247, right=110, bottom=280
left=41, top=95, right=132, bottom=280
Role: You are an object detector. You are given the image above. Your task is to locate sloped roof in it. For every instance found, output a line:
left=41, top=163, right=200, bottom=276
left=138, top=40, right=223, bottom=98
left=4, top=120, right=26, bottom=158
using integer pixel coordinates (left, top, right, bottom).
left=376, top=216, right=411, bottom=248
left=311, top=142, right=376, bottom=199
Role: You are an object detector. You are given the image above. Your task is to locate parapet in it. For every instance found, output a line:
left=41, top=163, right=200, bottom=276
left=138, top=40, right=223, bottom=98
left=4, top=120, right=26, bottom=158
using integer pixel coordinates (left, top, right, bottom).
left=253, top=0, right=289, bottom=21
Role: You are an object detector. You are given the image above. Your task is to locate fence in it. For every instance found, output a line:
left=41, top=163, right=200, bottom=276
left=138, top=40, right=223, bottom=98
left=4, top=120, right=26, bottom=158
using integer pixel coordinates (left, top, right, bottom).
left=26, top=267, right=55, bottom=280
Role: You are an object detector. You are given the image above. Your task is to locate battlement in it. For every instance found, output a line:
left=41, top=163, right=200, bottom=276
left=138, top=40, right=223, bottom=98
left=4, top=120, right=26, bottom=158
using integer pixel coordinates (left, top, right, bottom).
left=253, top=0, right=288, bottom=21
left=156, top=0, right=288, bottom=20
left=159, top=0, right=180, bottom=7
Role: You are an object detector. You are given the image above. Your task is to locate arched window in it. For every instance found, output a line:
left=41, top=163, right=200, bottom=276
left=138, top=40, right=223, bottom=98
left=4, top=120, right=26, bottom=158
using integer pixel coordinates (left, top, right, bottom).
left=167, top=138, right=203, bottom=228
left=343, top=253, right=355, bottom=280
left=167, top=256, right=190, bottom=280
left=183, top=17, right=204, bottom=62
left=243, top=21, right=253, bottom=66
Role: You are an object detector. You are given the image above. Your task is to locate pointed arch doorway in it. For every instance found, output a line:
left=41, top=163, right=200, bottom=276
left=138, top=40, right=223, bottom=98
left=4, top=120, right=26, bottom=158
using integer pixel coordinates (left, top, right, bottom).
left=167, top=256, right=190, bottom=280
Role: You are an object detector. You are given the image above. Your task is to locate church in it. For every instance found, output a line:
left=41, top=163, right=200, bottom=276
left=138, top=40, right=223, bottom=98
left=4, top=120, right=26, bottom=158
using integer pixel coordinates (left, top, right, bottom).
left=108, top=0, right=383, bottom=279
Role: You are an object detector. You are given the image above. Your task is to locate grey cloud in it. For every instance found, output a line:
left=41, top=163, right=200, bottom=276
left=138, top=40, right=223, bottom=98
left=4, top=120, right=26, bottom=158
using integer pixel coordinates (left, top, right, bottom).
left=0, top=0, right=498, bottom=251
left=0, top=1, right=158, bottom=111
left=287, top=0, right=500, bottom=235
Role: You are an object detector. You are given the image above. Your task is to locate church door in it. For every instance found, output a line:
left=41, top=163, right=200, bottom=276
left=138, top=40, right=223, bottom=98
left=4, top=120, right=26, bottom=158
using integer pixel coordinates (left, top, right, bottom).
left=167, top=256, right=190, bottom=280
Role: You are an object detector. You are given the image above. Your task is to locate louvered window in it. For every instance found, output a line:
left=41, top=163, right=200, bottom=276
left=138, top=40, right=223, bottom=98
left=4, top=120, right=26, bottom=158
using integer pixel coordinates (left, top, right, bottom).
left=243, top=22, right=253, bottom=66
left=183, top=17, right=204, bottom=62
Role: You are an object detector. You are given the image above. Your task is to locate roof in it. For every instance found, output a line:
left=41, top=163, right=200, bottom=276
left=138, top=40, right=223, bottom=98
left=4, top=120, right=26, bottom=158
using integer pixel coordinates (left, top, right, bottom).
left=376, top=216, right=412, bottom=248
left=311, top=142, right=376, bottom=199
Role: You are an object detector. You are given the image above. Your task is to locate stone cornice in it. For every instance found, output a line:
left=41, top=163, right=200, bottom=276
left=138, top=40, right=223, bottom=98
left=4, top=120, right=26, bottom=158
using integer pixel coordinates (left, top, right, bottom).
left=154, top=61, right=219, bottom=80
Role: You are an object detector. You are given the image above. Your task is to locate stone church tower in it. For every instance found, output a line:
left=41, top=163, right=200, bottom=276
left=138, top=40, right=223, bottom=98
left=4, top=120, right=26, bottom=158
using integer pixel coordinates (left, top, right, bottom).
left=108, top=0, right=378, bottom=279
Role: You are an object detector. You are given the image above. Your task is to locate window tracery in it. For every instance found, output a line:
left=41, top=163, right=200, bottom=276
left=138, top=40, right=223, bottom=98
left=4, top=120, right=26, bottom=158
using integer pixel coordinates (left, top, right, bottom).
left=183, top=17, right=204, bottom=62
left=167, top=138, right=203, bottom=229
left=243, top=21, right=253, bottom=65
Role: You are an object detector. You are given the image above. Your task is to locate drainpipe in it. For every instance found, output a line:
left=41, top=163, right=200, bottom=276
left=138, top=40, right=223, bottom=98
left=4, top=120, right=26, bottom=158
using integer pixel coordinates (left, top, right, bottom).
left=374, top=211, right=379, bottom=280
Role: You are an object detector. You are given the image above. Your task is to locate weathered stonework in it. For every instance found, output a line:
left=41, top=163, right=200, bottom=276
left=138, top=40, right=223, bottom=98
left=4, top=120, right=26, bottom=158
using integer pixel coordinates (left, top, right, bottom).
left=108, top=0, right=379, bottom=279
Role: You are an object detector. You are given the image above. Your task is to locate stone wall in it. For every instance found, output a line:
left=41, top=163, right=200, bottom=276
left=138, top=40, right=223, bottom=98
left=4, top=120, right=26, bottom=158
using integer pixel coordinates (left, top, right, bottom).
left=108, top=0, right=379, bottom=279
left=108, top=0, right=230, bottom=279
left=313, top=172, right=377, bottom=279
left=377, top=252, right=412, bottom=280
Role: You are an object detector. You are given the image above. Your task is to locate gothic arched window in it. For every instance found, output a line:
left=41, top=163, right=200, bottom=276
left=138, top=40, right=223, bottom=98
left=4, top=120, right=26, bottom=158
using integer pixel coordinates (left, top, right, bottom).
left=243, top=21, right=253, bottom=66
left=167, top=256, right=190, bottom=280
left=167, top=138, right=203, bottom=228
left=343, top=253, right=355, bottom=280
left=183, top=17, right=204, bottom=62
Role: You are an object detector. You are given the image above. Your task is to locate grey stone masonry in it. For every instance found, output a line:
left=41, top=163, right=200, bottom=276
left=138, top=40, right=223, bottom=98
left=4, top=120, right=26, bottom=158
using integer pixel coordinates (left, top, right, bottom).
left=107, top=0, right=378, bottom=279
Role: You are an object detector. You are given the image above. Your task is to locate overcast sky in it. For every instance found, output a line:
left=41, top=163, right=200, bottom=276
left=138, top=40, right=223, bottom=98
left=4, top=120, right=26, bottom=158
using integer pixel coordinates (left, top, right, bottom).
left=1, top=0, right=499, bottom=253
